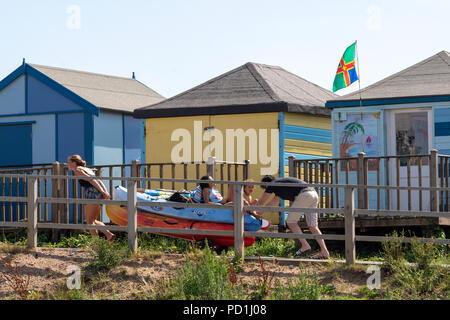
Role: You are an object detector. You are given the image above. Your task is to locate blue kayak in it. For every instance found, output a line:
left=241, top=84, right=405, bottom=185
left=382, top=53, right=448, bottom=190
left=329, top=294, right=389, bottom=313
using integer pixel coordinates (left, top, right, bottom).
left=113, top=186, right=265, bottom=232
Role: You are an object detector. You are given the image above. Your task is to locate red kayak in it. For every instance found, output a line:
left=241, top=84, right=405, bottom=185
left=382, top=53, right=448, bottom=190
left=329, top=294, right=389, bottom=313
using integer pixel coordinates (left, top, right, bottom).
left=106, top=205, right=270, bottom=249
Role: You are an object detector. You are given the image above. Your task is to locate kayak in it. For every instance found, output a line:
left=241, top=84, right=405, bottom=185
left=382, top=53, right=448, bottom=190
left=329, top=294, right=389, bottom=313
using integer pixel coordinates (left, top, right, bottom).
left=105, top=204, right=260, bottom=248
left=113, top=186, right=269, bottom=232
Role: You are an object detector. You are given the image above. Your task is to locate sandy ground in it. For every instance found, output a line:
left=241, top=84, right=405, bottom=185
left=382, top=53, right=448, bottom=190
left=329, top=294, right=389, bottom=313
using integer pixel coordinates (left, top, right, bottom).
left=0, top=247, right=370, bottom=299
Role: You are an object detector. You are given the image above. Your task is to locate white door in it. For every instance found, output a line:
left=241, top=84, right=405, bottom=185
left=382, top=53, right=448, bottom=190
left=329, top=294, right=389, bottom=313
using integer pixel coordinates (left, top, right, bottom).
left=386, top=109, right=432, bottom=211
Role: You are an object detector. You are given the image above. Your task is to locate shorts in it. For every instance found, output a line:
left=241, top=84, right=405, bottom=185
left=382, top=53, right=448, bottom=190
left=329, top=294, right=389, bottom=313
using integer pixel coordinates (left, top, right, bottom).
left=286, top=190, right=319, bottom=228
left=84, top=185, right=103, bottom=200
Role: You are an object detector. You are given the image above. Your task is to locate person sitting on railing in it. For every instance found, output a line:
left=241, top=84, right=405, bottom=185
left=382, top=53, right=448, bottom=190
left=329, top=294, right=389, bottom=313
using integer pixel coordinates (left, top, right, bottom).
left=255, top=175, right=330, bottom=259
left=67, top=155, right=116, bottom=242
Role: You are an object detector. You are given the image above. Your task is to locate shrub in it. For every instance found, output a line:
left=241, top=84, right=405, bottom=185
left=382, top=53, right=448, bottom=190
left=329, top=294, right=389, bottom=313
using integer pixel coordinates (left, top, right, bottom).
left=380, top=232, right=449, bottom=299
left=148, top=247, right=245, bottom=300
left=85, top=238, right=129, bottom=273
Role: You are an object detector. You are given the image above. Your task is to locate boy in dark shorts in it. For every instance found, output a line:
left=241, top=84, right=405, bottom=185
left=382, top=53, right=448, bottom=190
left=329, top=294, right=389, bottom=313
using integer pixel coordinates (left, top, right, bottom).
left=255, top=175, right=330, bottom=259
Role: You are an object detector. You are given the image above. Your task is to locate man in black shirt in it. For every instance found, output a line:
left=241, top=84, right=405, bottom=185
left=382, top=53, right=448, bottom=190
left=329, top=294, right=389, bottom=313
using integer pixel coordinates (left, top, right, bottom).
left=255, top=175, right=330, bottom=259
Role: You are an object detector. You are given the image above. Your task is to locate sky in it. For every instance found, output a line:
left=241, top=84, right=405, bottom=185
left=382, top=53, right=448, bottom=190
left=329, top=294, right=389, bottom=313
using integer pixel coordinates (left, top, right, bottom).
left=0, top=0, right=449, bottom=98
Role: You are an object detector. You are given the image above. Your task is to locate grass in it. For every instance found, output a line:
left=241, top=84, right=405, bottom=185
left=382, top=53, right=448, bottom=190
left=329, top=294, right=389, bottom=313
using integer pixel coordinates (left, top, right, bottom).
left=270, top=271, right=336, bottom=300
left=84, top=238, right=130, bottom=273
left=377, top=231, right=450, bottom=299
left=1, top=227, right=449, bottom=300
left=147, top=246, right=246, bottom=300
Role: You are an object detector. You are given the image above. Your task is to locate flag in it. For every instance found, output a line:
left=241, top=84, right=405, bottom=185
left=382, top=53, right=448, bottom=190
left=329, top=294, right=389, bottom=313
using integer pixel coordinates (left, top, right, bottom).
left=333, top=42, right=358, bottom=92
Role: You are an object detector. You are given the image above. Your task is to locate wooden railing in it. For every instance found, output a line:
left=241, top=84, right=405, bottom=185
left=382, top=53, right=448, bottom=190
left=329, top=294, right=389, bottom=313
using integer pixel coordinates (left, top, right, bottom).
left=0, top=158, right=249, bottom=226
left=0, top=173, right=449, bottom=265
left=288, top=150, right=450, bottom=215
left=0, top=164, right=53, bottom=223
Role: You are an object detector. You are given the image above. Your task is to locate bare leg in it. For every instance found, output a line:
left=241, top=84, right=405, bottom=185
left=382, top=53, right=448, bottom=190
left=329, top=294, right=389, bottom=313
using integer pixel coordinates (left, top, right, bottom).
left=286, top=221, right=311, bottom=252
left=309, top=226, right=330, bottom=258
left=226, top=185, right=234, bottom=203
left=84, top=204, right=115, bottom=240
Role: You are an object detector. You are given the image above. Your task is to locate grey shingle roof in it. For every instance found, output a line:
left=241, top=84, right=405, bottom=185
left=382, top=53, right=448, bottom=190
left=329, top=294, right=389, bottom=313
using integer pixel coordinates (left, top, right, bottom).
left=328, top=50, right=450, bottom=103
left=133, top=62, right=337, bottom=118
left=30, top=64, right=165, bottom=113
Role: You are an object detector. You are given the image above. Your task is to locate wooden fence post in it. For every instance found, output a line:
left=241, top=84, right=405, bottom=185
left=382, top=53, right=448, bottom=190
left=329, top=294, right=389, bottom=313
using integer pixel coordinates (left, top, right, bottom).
left=244, top=160, right=250, bottom=180
left=51, top=162, right=60, bottom=242
left=429, top=149, right=439, bottom=212
left=207, top=156, right=216, bottom=179
left=288, top=155, right=295, bottom=178
left=27, top=177, right=38, bottom=249
left=233, top=183, right=244, bottom=259
left=345, top=186, right=356, bottom=265
left=127, top=179, right=138, bottom=252
left=131, top=160, right=140, bottom=189
left=357, top=152, right=366, bottom=209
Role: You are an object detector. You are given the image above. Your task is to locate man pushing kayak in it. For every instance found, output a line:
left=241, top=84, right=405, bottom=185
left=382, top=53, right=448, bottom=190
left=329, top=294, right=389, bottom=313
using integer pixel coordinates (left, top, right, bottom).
left=255, top=175, right=330, bottom=259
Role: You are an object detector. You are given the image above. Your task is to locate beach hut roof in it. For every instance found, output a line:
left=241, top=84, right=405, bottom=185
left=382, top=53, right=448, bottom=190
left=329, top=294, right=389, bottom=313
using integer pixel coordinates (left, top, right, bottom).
left=326, top=50, right=450, bottom=107
left=29, top=64, right=165, bottom=113
left=133, top=62, right=337, bottom=118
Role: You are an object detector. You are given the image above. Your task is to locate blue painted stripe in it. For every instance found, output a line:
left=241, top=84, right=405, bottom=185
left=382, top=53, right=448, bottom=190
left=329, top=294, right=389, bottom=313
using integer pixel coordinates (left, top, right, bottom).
left=55, top=114, right=59, bottom=160
left=140, top=120, right=146, bottom=162
left=326, top=95, right=450, bottom=108
left=278, top=112, right=286, bottom=227
left=278, top=112, right=285, bottom=178
left=435, top=122, right=450, bottom=136
left=0, top=110, right=97, bottom=118
left=25, top=73, right=28, bottom=114
left=284, top=125, right=331, bottom=143
left=122, top=114, right=125, bottom=164
left=0, top=121, right=36, bottom=126
left=438, top=149, right=450, bottom=155
left=0, top=64, right=25, bottom=92
left=434, top=108, right=450, bottom=123
left=283, top=152, right=327, bottom=166
left=84, top=113, right=94, bottom=165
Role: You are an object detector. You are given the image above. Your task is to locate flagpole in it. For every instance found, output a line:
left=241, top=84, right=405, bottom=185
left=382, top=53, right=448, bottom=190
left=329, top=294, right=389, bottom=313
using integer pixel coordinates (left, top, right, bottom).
left=355, top=40, right=365, bottom=153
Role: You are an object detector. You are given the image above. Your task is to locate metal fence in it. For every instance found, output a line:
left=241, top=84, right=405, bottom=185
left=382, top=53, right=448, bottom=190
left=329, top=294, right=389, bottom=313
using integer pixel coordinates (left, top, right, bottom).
left=0, top=173, right=449, bottom=265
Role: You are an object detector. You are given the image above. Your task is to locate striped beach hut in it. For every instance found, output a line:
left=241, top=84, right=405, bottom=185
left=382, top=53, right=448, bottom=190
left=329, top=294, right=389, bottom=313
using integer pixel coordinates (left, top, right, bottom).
left=326, top=50, right=450, bottom=213
left=134, top=62, right=336, bottom=224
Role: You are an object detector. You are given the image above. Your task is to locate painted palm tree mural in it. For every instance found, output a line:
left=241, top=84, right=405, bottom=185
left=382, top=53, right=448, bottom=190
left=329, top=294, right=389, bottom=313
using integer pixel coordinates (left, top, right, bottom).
left=340, top=121, right=364, bottom=158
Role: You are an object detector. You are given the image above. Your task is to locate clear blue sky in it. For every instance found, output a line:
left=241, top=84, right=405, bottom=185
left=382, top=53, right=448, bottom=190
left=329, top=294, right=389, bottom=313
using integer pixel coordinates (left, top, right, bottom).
left=1, top=0, right=449, bottom=98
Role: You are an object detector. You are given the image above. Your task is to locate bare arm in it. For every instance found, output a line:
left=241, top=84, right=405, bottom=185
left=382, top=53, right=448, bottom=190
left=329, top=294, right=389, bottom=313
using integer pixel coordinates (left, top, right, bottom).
left=202, top=188, right=220, bottom=205
left=255, top=192, right=272, bottom=206
left=75, top=168, right=110, bottom=199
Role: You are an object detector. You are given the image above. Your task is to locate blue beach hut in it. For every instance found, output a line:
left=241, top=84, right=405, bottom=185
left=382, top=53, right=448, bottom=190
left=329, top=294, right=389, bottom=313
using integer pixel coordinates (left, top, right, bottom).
left=0, top=61, right=164, bottom=222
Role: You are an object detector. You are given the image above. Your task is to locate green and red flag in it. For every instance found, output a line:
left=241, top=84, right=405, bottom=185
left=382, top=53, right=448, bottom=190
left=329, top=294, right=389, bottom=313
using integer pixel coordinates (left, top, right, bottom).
left=333, top=42, right=358, bottom=92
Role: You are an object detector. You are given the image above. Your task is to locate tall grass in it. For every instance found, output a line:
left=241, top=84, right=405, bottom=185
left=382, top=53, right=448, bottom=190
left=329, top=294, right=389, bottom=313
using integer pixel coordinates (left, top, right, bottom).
left=381, top=231, right=449, bottom=299
left=270, top=271, right=336, bottom=300
left=147, top=246, right=245, bottom=300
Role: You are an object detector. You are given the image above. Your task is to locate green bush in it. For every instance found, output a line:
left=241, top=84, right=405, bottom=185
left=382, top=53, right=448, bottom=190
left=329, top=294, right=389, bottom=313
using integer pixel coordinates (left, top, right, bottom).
left=148, top=247, right=245, bottom=300
left=85, top=238, right=129, bottom=273
left=380, top=232, right=449, bottom=299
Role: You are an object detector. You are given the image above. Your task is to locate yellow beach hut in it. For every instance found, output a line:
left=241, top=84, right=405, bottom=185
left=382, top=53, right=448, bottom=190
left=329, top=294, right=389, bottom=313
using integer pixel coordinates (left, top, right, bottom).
left=133, top=62, right=337, bottom=225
